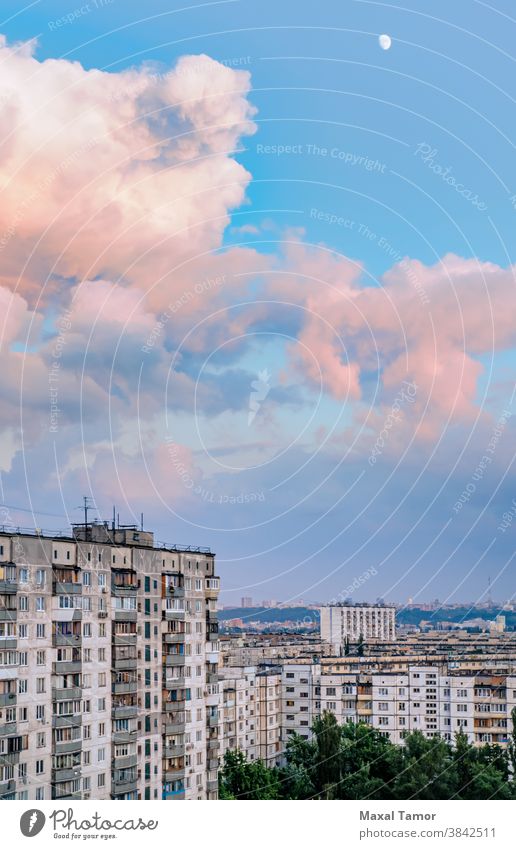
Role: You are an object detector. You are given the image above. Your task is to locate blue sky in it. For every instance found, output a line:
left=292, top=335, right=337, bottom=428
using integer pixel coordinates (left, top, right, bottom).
left=0, top=0, right=515, bottom=605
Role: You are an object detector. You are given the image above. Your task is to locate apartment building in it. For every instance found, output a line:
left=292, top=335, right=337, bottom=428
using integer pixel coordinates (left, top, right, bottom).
left=218, top=665, right=282, bottom=768
left=320, top=603, right=396, bottom=653
left=0, top=521, right=220, bottom=801
left=216, top=640, right=516, bottom=764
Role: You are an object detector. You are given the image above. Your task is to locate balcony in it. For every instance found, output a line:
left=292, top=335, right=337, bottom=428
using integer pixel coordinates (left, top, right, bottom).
left=52, top=715, right=82, bottom=729
left=164, top=608, right=185, bottom=620
left=112, top=583, right=138, bottom=597
left=112, top=753, right=138, bottom=770
left=208, top=757, right=218, bottom=771
left=207, top=713, right=219, bottom=727
left=0, top=751, right=20, bottom=765
left=0, top=580, right=17, bottom=594
left=113, top=610, right=137, bottom=622
left=112, top=657, right=137, bottom=671
left=112, top=681, right=138, bottom=696
left=164, top=717, right=185, bottom=735
left=164, top=744, right=183, bottom=758
left=0, top=780, right=15, bottom=796
left=165, top=585, right=185, bottom=597
left=163, top=633, right=185, bottom=644
left=0, top=722, right=17, bottom=737
left=53, top=633, right=82, bottom=648
left=54, top=739, right=82, bottom=756
left=53, top=582, right=82, bottom=595
left=164, top=654, right=186, bottom=666
left=0, top=692, right=16, bottom=708
left=207, top=778, right=219, bottom=792
left=0, top=609, right=16, bottom=622
left=113, top=730, right=137, bottom=745
left=208, top=738, right=218, bottom=750
left=164, top=768, right=185, bottom=782
left=164, top=677, right=185, bottom=689
left=164, top=700, right=185, bottom=713
left=112, top=776, right=137, bottom=795
left=112, top=705, right=137, bottom=720
left=53, top=660, right=81, bottom=675
left=52, top=687, right=82, bottom=701
left=113, top=633, right=137, bottom=646
left=53, top=789, right=82, bottom=800
left=52, top=766, right=81, bottom=783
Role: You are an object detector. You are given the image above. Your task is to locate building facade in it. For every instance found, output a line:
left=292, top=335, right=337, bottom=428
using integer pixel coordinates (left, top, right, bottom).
left=320, top=603, right=396, bottom=653
left=0, top=522, right=220, bottom=801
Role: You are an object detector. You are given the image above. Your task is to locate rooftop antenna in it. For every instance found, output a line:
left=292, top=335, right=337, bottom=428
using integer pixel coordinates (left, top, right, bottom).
left=75, top=496, right=96, bottom=539
left=140, top=512, right=144, bottom=532
left=112, top=505, right=116, bottom=532
left=487, top=576, right=493, bottom=607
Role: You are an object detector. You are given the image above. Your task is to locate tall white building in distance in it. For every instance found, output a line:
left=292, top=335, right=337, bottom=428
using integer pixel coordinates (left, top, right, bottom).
left=320, top=603, right=396, bottom=653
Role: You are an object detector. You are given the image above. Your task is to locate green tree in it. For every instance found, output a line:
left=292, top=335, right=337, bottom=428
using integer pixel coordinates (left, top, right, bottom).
left=312, top=711, right=343, bottom=798
left=219, top=749, right=280, bottom=800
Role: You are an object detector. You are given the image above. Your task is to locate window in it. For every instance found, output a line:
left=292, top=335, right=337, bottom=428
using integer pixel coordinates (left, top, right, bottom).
left=36, top=624, right=45, bottom=639
left=36, top=760, right=44, bottom=775
left=98, top=573, right=106, bottom=587
left=378, top=702, right=389, bottom=711
left=18, top=624, right=28, bottom=639
left=36, top=569, right=45, bottom=586
left=83, top=623, right=91, bottom=638
left=19, top=568, right=29, bottom=583
left=36, top=651, right=46, bottom=666
left=36, top=678, right=46, bottom=694
left=36, top=733, right=45, bottom=748
left=98, top=648, right=106, bottom=662
left=98, top=747, right=105, bottom=763
left=19, top=596, right=28, bottom=611
left=98, top=698, right=106, bottom=712
left=18, top=679, right=27, bottom=694
left=36, top=705, right=45, bottom=721
left=98, top=773, right=105, bottom=788
left=36, top=597, right=45, bottom=612
left=99, top=722, right=105, bottom=736
left=325, top=687, right=336, bottom=696
left=83, top=572, right=91, bottom=586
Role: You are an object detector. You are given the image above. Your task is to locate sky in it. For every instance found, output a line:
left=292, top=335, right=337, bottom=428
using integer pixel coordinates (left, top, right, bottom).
left=0, top=0, right=515, bottom=606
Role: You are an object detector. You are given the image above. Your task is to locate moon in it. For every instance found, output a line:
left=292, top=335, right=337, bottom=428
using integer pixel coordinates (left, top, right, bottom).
left=379, top=34, right=392, bottom=50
